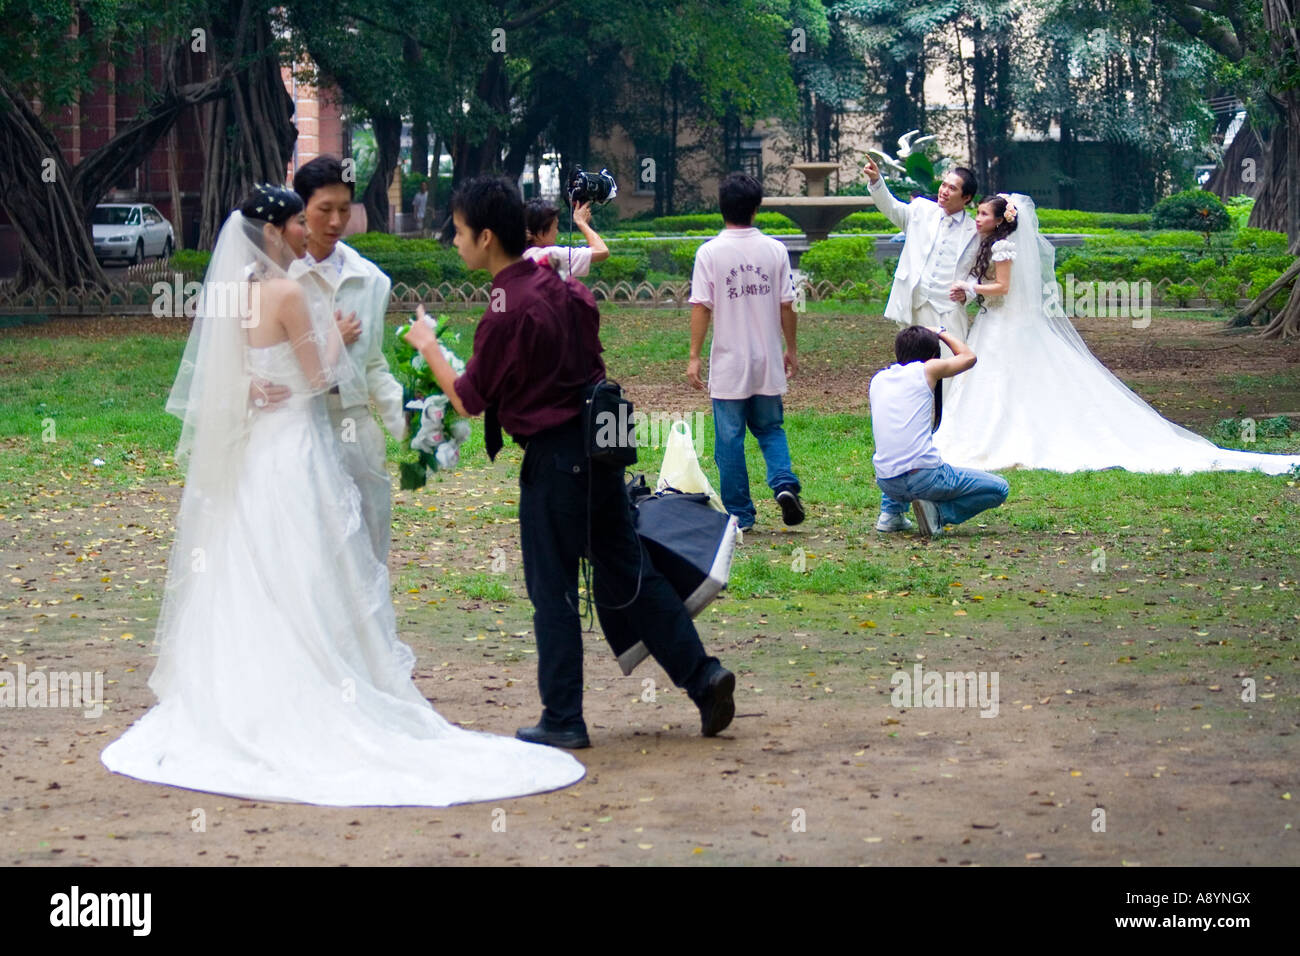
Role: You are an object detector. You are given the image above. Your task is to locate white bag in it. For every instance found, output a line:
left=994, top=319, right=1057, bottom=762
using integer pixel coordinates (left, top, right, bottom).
left=656, top=419, right=726, bottom=513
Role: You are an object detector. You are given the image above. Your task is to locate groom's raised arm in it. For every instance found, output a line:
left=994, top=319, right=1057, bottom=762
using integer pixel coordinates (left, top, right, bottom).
left=863, top=159, right=910, bottom=232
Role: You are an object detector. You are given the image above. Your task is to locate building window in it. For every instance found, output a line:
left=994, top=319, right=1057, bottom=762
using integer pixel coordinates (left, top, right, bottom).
left=738, top=135, right=763, bottom=182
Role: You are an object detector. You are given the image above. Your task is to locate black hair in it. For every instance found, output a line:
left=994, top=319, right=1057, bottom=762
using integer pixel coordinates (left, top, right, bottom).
left=719, top=172, right=762, bottom=225
left=951, top=166, right=977, bottom=199
left=894, top=325, right=944, bottom=431
left=971, top=195, right=1019, bottom=282
left=238, top=183, right=303, bottom=226
left=450, top=176, right=527, bottom=256
left=293, top=155, right=354, bottom=206
left=524, top=198, right=559, bottom=246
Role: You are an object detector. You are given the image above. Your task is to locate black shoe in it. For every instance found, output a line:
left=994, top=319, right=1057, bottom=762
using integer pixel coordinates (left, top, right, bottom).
left=515, top=723, right=591, bottom=749
left=775, top=487, right=805, bottom=526
left=697, top=666, right=736, bottom=737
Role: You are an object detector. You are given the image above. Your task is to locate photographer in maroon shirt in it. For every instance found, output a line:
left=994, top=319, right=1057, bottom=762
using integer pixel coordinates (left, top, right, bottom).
left=403, top=176, right=735, bottom=750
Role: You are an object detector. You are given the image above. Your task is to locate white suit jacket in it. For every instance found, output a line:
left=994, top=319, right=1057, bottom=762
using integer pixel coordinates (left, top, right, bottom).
left=870, top=177, right=979, bottom=324
left=289, top=241, right=407, bottom=440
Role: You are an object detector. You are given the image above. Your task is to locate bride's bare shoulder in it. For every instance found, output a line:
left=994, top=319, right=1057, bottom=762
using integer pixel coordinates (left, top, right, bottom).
left=257, top=277, right=306, bottom=304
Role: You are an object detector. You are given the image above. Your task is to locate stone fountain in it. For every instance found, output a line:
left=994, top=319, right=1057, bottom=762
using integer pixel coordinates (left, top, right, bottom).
left=761, top=162, right=876, bottom=257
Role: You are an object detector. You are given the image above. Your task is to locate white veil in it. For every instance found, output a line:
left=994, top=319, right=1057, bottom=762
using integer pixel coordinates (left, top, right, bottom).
left=1003, top=194, right=1222, bottom=443
left=940, top=194, right=1300, bottom=473
left=153, top=208, right=350, bottom=675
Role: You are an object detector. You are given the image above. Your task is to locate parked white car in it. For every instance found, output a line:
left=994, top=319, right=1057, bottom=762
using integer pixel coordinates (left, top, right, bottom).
left=92, top=204, right=175, bottom=264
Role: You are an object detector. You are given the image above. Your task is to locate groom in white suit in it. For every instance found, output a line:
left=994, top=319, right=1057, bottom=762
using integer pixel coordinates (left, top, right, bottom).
left=290, top=156, right=407, bottom=564
left=863, top=157, right=980, bottom=343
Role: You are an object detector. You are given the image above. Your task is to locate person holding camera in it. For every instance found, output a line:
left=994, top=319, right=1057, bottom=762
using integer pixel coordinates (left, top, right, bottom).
left=402, top=176, right=736, bottom=750
left=522, top=197, right=610, bottom=279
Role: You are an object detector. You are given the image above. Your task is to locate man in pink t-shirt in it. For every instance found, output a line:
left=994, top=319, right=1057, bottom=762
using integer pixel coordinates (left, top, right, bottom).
left=687, top=173, right=805, bottom=531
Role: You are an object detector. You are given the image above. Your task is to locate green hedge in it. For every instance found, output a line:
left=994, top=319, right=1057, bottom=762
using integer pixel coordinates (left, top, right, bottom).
left=799, top=237, right=885, bottom=284
left=1233, top=227, right=1291, bottom=253
left=170, top=248, right=212, bottom=282
left=344, top=232, right=489, bottom=287
left=621, top=207, right=1152, bottom=235
left=1150, top=190, right=1230, bottom=233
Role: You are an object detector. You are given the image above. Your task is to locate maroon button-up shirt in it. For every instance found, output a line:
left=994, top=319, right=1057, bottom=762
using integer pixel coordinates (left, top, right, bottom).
left=454, top=257, right=606, bottom=440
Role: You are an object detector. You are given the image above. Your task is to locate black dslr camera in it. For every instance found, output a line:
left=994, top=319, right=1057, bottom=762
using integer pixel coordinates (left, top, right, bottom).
left=568, top=166, right=618, bottom=205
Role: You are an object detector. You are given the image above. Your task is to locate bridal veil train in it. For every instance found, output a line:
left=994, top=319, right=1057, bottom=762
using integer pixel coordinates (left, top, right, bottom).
left=934, top=194, right=1300, bottom=476
left=100, top=200, right=584, bottom=806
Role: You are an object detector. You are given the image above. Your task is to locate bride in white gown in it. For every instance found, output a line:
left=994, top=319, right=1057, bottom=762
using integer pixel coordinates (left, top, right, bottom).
left=934, top=193, right=1300, bottom=475
left=101, top=187, right=584, bottom=806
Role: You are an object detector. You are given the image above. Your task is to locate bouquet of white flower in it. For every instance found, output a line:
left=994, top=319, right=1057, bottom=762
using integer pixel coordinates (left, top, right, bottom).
left=393, top=312, right=471, bottom=489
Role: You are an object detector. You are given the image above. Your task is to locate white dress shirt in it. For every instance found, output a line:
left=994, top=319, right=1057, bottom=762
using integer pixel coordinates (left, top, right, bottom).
left=916, top=209, right=969, bottom=314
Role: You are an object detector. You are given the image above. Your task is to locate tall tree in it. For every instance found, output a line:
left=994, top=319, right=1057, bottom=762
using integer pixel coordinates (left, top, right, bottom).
left=1155, top=0, right=1300, bottom=336
left=196, top=0, right=299, bottom=249
left=0, top=0, right=233, bottom=289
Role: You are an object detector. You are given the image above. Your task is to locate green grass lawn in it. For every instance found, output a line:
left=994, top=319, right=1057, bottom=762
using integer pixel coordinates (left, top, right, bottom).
left=4, top=303, right=1297, bottom=867
left=3, top=305, right=1298, bottom=627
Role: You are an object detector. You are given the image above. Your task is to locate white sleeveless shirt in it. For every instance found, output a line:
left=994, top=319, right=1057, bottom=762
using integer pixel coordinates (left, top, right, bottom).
left=869, top=361, right=944, bottom=479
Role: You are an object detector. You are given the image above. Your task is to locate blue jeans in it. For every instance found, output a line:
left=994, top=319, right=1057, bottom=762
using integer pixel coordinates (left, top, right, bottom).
left=876, top=462, right=1008, bottom=528
left=711, top=395, right=800, bottom=529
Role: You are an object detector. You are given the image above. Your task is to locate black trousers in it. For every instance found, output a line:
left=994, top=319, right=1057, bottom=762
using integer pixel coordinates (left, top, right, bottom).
left=517, top=418, right=718, bottom=731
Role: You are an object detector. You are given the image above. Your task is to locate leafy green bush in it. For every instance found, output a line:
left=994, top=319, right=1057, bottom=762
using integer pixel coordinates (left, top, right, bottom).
left=1188, top=258, right=1219, bottom=280
left=835, top=212, right=897, bottom=232
left=345, top=232, right=487, bottom=287
left=1248, top=267, right=1294, bottom=312
left=1211, top=275, right=1244, bottom=306
left=800, top=237, right=882, bottom=284
left=1149, top=190, right=1230, bottom=234
left=1164, top=282, right=1198, bottom=306
left=589, top=253, right=649, bottom=284
left=1147, top=230, right=1211, bottom=248
left=1036, top=210, right=1152, bottom=231
left=1232, top=227, right=1290, bottom=253
left=1224, top=195, right=1255, bottom=230
left=669, top=240, right=706, bottom=275
left=1228, top=253, right=1294, bottom=280
left=170, top=248, right=212, bottom=282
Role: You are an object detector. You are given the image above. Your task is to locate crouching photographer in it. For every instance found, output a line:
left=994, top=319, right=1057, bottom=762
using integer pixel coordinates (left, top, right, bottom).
left=403, top=175, right=735, bottom=750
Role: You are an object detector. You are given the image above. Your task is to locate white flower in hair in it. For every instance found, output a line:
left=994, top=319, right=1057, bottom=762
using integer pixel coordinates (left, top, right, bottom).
left=997, top=193, right=1018, bottom=223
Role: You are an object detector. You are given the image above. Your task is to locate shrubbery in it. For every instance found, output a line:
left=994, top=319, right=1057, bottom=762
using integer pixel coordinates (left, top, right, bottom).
left=1149, top=190, right=1231, bottom=234
left=345, top=232, right=487, bottom=287
left=799, top=237, right=884, bottom=284
left=169, top=248, right=212, bottom=282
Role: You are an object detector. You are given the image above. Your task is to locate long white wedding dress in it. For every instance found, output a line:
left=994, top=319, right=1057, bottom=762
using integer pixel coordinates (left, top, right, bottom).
left=933, top=196, right=1300, bottom=475
left=101, top=212, right=584, bottom=806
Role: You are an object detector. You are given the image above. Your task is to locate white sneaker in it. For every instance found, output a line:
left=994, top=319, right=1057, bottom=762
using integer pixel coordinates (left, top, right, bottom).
left=912, top=499, right=943, bottom=538
left=875, top=511, right=916, bottom=533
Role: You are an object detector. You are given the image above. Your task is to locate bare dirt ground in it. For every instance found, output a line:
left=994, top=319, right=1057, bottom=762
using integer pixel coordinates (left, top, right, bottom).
left=2, top=312, right=1297, bottom=866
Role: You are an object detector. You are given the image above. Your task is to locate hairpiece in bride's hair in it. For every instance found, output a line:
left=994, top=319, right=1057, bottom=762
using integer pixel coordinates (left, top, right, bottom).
left=997, top=193, right=1018, bottom=223
left=239, top=183, right=304, bottom=226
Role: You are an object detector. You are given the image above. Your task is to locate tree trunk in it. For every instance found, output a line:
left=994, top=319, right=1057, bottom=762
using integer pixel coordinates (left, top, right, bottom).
left=361, top=113, right=402, bottom=233
left=1254, top=253, right=1300, bottom=338
left=815, top=97, right=833, bottom=162
left=0, top=41, right=228, bottom=290
left=411, top=113, right=429, bottom=179
left=196, top=3, right=297, bottom=250
left=0, top=77, right=105, bottom=289
left=1206, top=113, right=1264, bottom=203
